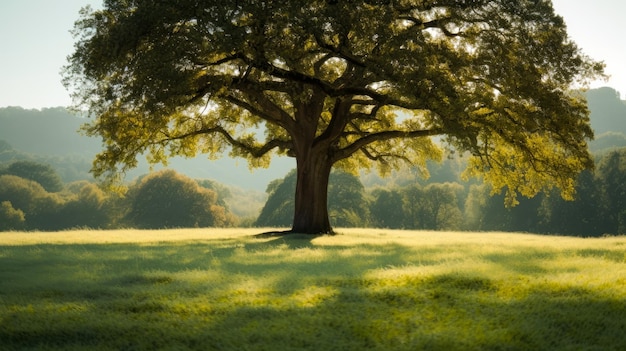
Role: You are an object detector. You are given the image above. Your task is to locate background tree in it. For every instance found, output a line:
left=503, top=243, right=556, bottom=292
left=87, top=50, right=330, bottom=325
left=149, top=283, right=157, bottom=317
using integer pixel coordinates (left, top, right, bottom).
left=58, top=181, right=112, bottom=229
left=196, top=179, right=231, bottom=209
left=256, top=169, right=368, bottom=228
left=370, top=189, right=405, bottom=229
left=0, top=201, right=25, bottom=231
left=327, top=171, right=369, bottom=227
left=0, top=175, right=65, bottom=230
left=596, top=149, right=626, bottom=234
left=538, top=170, right=606, bottom=236
left=64, top=0, right=603, bottom=234
left=463, top=184, right=544, bottom=233
left=1, top=161, right=63, bottom=193
left=408, top=183, right=464, bottom=230
left=126, top=170, right=235, bottom=229
left=255, top=171, right=297, bottom=228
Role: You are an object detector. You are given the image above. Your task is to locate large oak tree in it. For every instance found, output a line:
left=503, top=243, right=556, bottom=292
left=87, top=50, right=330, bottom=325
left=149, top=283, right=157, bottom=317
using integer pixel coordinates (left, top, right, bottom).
left=64, top=0, right=603, bottom=234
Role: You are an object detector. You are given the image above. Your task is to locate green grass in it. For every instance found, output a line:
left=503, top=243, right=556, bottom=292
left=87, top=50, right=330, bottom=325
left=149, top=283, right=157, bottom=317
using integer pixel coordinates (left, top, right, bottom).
left=1, top=228, right=625, bottom=350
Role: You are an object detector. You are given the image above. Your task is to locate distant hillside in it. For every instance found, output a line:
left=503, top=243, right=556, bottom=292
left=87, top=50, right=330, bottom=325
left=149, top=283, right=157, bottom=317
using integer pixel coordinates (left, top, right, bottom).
left=0, top=107, right=102, bottom=156
left=1, top=87, right=625, bottom=189
left=586, top=87, right=626, bottom=135
left=0, top=107, right=292, bottom=190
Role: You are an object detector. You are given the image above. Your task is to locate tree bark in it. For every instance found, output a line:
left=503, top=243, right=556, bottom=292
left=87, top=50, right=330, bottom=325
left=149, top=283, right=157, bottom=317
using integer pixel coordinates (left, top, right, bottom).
left=291, top=149, right=334, bottom=234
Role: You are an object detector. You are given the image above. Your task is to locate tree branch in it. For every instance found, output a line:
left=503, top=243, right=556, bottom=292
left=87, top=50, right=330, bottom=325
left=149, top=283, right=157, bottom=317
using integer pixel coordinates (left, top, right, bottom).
left=333, top=127, right=444, bottom=162
left=162, top=125, right=292, bottom=158
left=399, top=17, right=462, bottom=37
left=223, top=92, right=294, bottom=131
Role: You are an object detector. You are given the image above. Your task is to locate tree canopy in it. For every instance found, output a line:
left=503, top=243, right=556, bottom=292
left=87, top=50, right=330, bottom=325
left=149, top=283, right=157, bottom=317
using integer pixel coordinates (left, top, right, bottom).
left=64, top=0, right=603, bottom=233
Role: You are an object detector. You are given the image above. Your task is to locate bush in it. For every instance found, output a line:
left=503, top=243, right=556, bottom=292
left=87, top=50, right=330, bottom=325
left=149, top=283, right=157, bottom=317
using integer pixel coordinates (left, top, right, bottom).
left=0, top=174, right=65, bottom=230
left=0, top=201, right=25, bottom=231
left=126, top=170, right=236, bottom=229
left=1, top=160, right=63, bottom=192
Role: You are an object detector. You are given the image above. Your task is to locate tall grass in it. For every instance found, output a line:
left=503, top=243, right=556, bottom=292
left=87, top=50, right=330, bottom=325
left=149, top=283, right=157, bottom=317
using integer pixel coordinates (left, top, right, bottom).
left=1, top=228, right=625, bottom=350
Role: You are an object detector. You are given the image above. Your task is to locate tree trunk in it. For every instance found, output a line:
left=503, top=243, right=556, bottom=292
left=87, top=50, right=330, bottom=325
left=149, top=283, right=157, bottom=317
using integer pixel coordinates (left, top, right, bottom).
left=291, top=151, right=334, bottom=234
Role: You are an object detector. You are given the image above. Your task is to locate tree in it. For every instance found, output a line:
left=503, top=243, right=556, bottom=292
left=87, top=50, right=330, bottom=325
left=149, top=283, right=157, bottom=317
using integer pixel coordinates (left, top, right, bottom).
left=596, top=148, right=626, bottom=234
left=463, top=183, right=545, bottom=232
left=2, top=161, right=64, bottom=193
left=327, top=171, right=369, bottom=227
left=58, top=181, right=113, bottom=229
left=404, top=183, right=464, bottom=230
left=0, top=201, right=25, bottom=231
left=538, top=170, right=606, bottom=236
left=256, top=170, right=299, bottom=228
left=64, top=1, right=603, bottom=234
left=0, top=175, right=65, bottom=230
left=126, top=169, right=234, bottom=229
left=370, top=188, right=405, bottom=229
left=256, top=169, right=368, bottom=228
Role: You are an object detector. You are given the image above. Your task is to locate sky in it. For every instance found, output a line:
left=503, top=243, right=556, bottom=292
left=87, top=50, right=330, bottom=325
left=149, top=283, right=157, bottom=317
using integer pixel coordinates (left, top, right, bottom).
left=0, top=1, right=625, bottom=110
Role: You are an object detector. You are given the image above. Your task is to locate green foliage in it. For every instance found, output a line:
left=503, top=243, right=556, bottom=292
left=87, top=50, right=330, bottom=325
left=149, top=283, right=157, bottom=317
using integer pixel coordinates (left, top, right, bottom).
left=0, top=174, right=121, bottom=231
left=126, top=169, right=236, bottom=228
left=403, top=183, right=464, bottom=230
left=538, top=170, right=608, bottom=236
left=196, top=178, right=231, bottom=209
left=461, top=147, right=626, bottom=237
left=369, top=189, right=406, bottom=229
left=0, top=201, right=25, bottom=230
left=1, top=230, right=626, bottom=350
left=368, top=182, right=464, bottom=230
left=0, top=175, right=65, bottom=230
left=596, top=149, right=626, bottom=234
left=327, top=171, right=370, bottom=227
left=1, top=160, right=64, bottom=192
left=64, top=0, right=603, bottom=232
left=256, top=170, right=298, bottom=227
left=256, top=169, right=369, bottom=227
left=58, top=181, right=114, bottom=229
left=0, top=169, right=243, bottom=231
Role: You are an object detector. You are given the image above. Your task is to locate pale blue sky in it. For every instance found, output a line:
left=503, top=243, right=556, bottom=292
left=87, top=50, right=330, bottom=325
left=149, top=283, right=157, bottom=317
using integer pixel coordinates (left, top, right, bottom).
left=0, top=1, right=624, bottom=109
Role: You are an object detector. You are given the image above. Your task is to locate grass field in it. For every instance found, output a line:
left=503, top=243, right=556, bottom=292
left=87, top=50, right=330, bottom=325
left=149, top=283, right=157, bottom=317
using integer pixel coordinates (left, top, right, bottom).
left=1, top=228, right=625, bottom=350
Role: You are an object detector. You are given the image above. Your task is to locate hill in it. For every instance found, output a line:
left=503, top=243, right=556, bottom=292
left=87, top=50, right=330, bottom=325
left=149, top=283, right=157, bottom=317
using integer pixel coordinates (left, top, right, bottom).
left=0, top=107, right=293, bottom=191
left=1, top=86, right=625, bottom=189
left=587, top=87, right=626, bottom=135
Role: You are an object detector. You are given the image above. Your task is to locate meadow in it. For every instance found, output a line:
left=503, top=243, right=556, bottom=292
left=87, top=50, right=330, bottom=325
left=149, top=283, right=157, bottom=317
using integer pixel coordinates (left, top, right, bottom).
left=0, top=228, right=625, bottom=350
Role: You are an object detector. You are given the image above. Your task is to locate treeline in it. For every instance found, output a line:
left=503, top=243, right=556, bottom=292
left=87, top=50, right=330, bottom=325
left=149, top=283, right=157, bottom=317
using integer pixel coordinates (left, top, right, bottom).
left=257, top=148, right=626, bottom=237
left=2, top=94, right=626, bottom=235
left=2, top=147, right=626, bottom=236
left=0, top=163, right=237, bottom=231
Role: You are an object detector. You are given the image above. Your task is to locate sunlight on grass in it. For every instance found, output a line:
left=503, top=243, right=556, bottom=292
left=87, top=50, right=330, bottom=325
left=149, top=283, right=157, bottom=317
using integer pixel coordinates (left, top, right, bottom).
left=1, top=228, right=625, bottom=350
